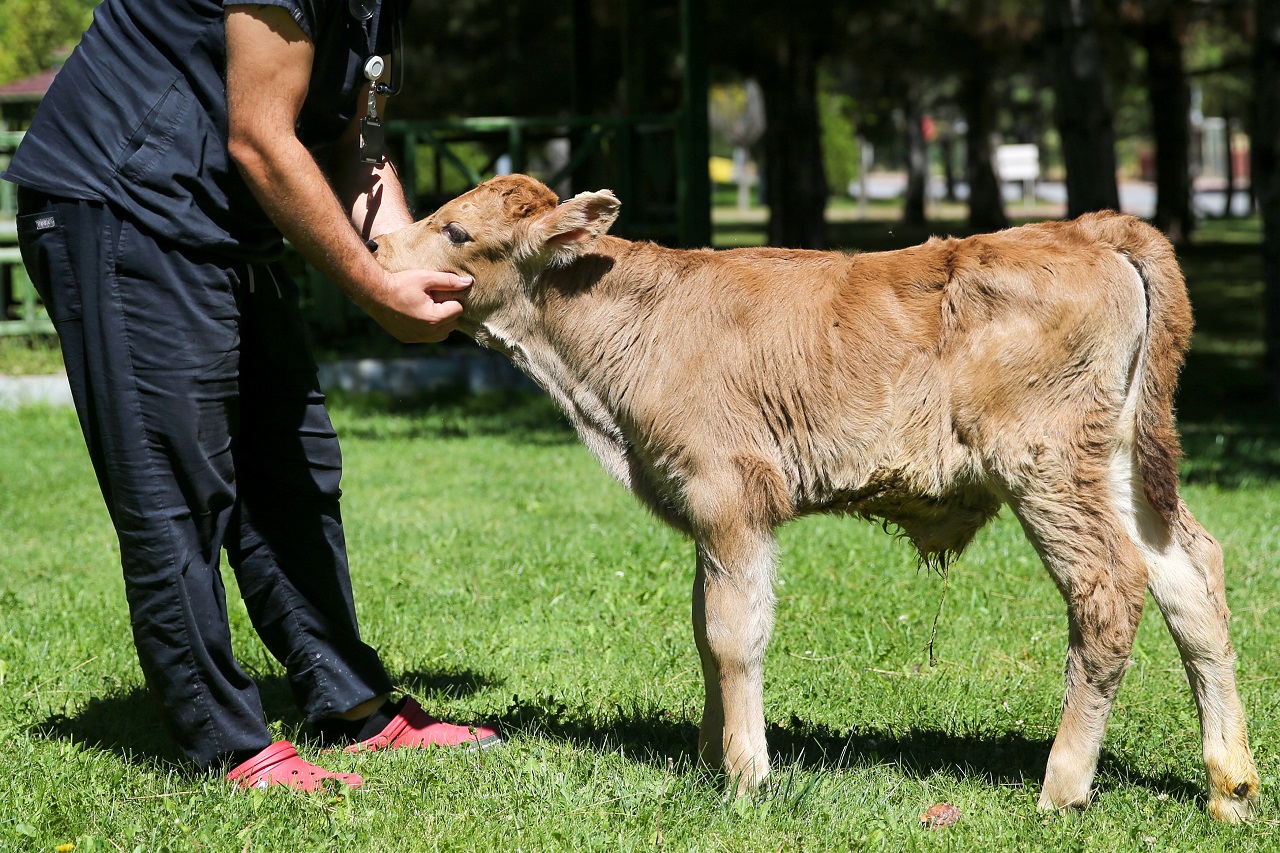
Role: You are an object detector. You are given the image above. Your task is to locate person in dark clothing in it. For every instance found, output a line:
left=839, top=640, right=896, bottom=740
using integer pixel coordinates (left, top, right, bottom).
left=3, top=0, right=499, bottom=790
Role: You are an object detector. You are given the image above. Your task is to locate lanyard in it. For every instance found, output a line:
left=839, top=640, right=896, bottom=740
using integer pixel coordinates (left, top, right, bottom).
left=350, top=0, right=401, bottom=163
left=349, top=0, right=401, bottom=96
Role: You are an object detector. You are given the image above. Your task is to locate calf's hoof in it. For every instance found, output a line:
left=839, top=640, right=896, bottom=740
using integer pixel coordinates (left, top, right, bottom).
left=724, top=754, right=770, bottom=796
left=1038, top=765, right=1094, bottom=814
left=1036, top=785, right=1092, bottom=814
left=1208, top=794, right=1253, bottom=824
left=1207, top=777, right=1257, bottom=824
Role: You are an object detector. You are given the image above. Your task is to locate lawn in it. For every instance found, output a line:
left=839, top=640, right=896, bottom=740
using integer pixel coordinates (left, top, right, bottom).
left=1, top=221, right=1278, bottom=851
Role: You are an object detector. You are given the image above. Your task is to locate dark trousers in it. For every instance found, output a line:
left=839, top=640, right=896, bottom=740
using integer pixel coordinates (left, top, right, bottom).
left=16, top=189, right=393, bottom=769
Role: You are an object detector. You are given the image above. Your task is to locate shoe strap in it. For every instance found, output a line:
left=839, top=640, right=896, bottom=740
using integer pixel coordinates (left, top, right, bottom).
left=227, top=740, right=298, bottom=780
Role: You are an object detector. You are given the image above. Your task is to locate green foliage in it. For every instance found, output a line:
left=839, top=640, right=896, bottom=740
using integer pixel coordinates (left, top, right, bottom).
left=1185, top=2, right=1251, bottom=119
left=820, top=88, right=860, bottom=200
left=0, top=334, right=63, bottom=375
left=413, top=140, right=494, bottom=198
left=0, top=0, right=97, bottom=84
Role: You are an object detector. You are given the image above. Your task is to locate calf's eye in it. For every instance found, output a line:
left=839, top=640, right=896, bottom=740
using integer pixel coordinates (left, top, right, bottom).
left=442, top=223, right=471, bottom=245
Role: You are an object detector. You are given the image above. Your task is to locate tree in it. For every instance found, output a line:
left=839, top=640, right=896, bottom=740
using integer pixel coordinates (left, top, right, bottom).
left=1139, top=0, right=1195, bottom=242
left=903, top=87, right=930, bottom=226
left=709, top=79, right=766, bottom=211
left=709, top=1, right=852, bottom=248
left=1186, top=1, right=1252, bottom=219
left=925, top=0, right=1039, bottom=232
left=1254, top=0, right=1280, bottom=403
left=754, top=28, right=830, bottom=247
left=961, top=58, right=1010, bottom=231
left=398, top=0, right=578, bottom=119
left=0, top=0, right=96, bottom=84
left=850, top=4, right=937, bottom=226
left=1044, top=0, right=1121, bottom=216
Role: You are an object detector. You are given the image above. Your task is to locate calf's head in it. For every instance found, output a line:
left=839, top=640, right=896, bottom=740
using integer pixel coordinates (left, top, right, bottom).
left=374, top=175, right=621, bottom=326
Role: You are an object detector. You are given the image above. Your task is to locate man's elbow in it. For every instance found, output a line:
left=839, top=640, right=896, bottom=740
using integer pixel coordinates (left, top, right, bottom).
left=229, top=117, right=293, bottom=184
left=227, top=128, right=272, bottom=182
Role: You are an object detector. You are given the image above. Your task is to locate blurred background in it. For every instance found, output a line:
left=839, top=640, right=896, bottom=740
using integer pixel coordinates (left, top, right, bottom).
left=2, top=0, right=1277, bottom=416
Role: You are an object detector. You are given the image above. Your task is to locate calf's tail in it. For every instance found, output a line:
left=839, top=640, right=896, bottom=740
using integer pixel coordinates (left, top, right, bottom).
left=1077, top=212, right=1193, bottom=524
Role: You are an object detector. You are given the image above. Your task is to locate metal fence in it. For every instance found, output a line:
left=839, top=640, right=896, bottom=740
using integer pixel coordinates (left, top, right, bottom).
left=392, top=111, right=704, bottom=247
left=1, top=130, right=53, bottom=336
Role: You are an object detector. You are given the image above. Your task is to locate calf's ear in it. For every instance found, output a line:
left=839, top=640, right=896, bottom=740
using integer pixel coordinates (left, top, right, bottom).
left=528, top=190, right=620, bottom=266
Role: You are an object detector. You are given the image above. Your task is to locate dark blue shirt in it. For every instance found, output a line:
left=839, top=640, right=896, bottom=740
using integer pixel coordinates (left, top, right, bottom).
left=3, top=0, right=400, bottom=261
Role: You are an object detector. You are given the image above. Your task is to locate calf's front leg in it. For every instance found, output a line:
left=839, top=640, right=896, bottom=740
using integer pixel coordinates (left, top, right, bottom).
left=692, top=532, right=777, bottom=793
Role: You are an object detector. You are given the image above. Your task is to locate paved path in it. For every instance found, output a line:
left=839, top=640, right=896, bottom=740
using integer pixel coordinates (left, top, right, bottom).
left=845, top=174, right=1253, bottom=219
left=0, top=350, right=531, bottom=409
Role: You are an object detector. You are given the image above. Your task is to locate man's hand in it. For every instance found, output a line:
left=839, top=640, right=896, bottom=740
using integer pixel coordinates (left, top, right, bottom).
left=366, top=270, right=472, bottom=343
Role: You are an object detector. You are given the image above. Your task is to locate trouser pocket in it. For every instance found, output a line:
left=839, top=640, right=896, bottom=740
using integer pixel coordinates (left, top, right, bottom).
left=16, top=190, right=84, bottom=323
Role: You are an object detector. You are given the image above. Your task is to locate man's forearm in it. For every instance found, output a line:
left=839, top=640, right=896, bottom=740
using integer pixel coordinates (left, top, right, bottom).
left=330, top=81, right=415, bottom=240
left=342, top=155, right=415, bottom=240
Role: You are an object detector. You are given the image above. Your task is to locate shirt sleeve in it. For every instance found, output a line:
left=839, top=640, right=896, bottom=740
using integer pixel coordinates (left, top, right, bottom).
left=223, top=0, right=332, bottom=43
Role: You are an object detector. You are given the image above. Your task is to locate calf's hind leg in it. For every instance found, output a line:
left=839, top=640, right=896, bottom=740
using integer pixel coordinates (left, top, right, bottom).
left=1144, top=503, right=1257, bottom=822
left=691, top=529, right=777, bottom=793
left=1007, top=482, right=1148, bottom=812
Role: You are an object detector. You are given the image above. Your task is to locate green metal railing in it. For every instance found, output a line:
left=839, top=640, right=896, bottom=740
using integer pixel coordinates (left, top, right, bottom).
left=0, top=245, right=51, bottom=336
left=0, top=130, right=20, bottom=219
left=0, top=105, right=710, bottom=338
left=390, top=110, right=704, bottom=246
left=1, top=130, right=54, bottom=336
left=390, top=0, right=709, bottom=248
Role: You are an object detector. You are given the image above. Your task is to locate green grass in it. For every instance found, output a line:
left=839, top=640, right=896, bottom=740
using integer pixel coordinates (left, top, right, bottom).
left=2, top=389, right=1279, bottom=851
left=0, top=333, right=63, bottom=376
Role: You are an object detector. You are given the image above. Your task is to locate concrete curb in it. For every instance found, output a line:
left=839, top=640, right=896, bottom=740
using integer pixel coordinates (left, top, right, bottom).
left=0, top=350, right=532, bottom=409
left=0, top=373, right=74, bottom=408
left=317, top=350, right=533, bottom=397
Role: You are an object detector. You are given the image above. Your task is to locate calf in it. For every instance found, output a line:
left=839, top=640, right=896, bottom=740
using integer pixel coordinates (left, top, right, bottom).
left=375, top=175, right=1258, bottom=821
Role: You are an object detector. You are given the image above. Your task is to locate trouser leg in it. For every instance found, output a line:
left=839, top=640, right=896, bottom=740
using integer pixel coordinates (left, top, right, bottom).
left=225, top=261, right=392, bottom=723
left=17, top=191, right=271, bottom=768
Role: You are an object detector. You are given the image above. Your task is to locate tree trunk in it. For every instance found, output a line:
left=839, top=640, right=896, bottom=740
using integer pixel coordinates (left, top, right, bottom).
left=962, top=63, right=1008, bottom=231
left=1044, top=0, right=1121, bottom=216
left=1254, top=0, right=1280, bottom=404
left=1142, top=5, right=1194, bottom=242
left=758, top=33, right=828, bottom=248
left=941, top=134, right=959, bottom=202
left=1223, top=114, right=1237, bottom=219
left=903, top=88, right=929, bottom=226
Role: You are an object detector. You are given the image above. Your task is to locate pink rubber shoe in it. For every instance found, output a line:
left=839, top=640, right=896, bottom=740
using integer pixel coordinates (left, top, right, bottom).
left=226, top=741, right=363, bottom=791
left=344, top=697, right=503, bottom=753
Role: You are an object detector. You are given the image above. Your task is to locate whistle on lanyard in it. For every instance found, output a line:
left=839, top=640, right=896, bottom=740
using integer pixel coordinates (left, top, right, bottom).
left=358, top=55, right=386, bottom=164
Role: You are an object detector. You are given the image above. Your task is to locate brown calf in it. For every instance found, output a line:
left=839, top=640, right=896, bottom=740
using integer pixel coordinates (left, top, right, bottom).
left=376, top=175, right=1258, bottom=821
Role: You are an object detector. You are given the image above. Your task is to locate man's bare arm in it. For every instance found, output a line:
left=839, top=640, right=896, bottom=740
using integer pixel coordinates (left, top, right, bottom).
left=330, top=85, right=415, bottom=240
left=224, top=6, right=467, bottom=342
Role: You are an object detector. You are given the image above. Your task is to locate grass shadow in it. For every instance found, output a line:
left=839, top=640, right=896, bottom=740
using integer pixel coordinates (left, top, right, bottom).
left=331, top=386, right=578, bottom=446
left=26, top=666, right=1205, bottom=807
left=496, top=696, right=1203, bottom=806
left=31, top=667, right=499, bottom=770
left=392, top=669, right=505, bottom=703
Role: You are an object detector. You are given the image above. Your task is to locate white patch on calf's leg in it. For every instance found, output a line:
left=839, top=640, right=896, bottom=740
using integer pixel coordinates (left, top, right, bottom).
left=1108, top=443, right=1258, bottom=821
